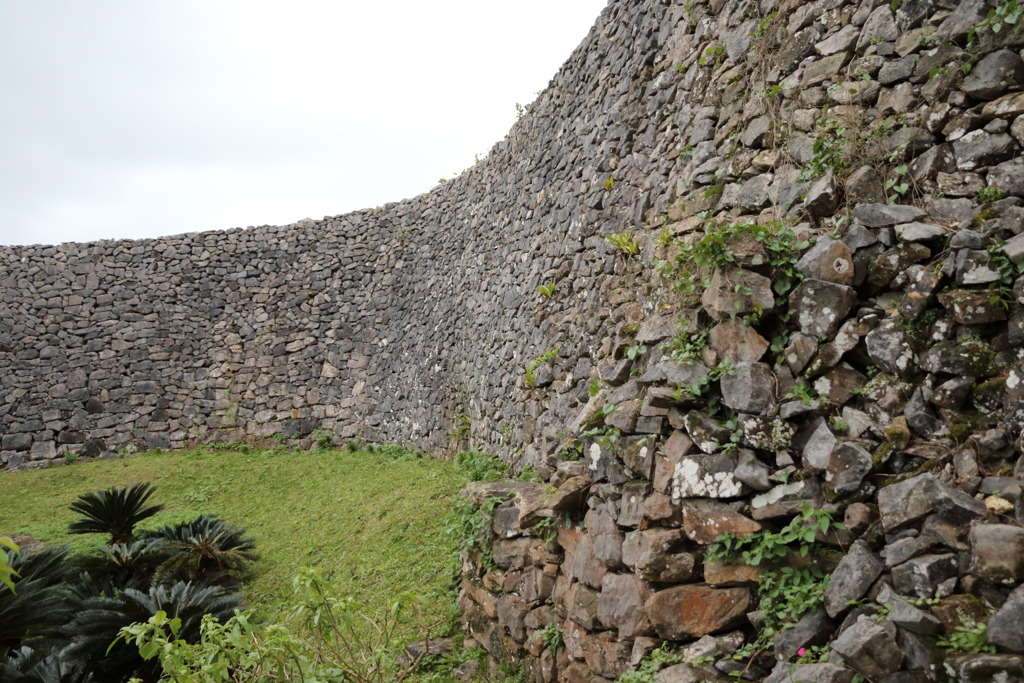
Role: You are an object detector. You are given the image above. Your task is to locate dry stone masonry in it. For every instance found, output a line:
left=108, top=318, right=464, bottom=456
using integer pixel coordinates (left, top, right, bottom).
left=5, top=0, right=1024, bottom=680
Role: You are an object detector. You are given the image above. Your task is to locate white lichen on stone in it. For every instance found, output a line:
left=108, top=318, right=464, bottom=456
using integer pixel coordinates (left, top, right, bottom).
left=1008, top=370, right=1021, bottom=390
left=751, top=481, right=805, bottom=509
left=672, top=459, right=743, bottom=500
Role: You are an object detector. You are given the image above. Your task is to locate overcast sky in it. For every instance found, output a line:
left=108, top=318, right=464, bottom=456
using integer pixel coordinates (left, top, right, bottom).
left=0, top=1, right=607, bottom=246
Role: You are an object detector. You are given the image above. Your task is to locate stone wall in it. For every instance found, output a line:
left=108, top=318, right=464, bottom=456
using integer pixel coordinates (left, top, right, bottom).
left=6, top=0, right=1024, bottom=679
left=449, top=0, right=1024, bottom=681
left=1, top=0, right=675, bottom=465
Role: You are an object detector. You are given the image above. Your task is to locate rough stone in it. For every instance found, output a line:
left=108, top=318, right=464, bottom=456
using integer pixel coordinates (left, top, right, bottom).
left=830, top=618, right=903, bottom=680
left=938, top=289, right=1009, bottom=324
left=891, top=553, right=958, bottom=599
left=953, top=130, right=1017, bottom=171
left=963, top=49, right=1024, bottom=100
left=877, top=473, right=986, bottom=532
left=671, top=453, right=746, bottom=500
left=789, top=279, right=857, bottom=339
left=701, top=268, right=775, bottom=321
left=773, top=608, right=836, bottom=660
left=949, top=654, right=1024, bottom=682
left=680, top=500, right=760, bottom=545
left=987, top=158, right=1024, bottom=197
left=828, top=441, right=872, bottom=496
left=864, top=319, right=918, bottom=377
left=764, top=662, right=854, bottom=683
left=988, top=583, right=1024, bottom=653
left=857, top=6, right=899, bottom=51
left=969, top=524, right=1024, bottom=584
left=796, top=237, right=854, bottom=285
left=719, top=362, right=775, bottom=414
left=867, top=244, right=931, bottom=289
left=644, top=585, right=750, bottom=640
left=852, top=203, right=926, bottom=227
left=598, top=573, right=653, bottom=639
left=622, top=528, right=696, bottom=583
left=707, top=320, right=769, bottom=364
left=824, top=541, right=884, bottom=618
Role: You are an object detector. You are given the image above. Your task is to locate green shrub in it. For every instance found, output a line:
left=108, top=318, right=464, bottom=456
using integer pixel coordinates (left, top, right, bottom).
left=68, top=482, right=165, bottom=544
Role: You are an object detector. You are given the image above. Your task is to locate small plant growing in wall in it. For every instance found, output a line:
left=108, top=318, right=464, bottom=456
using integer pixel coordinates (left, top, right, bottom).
left=937, top=619, right=997, bottom=655
left=536, top=282, right=557, bottom=298
left=523, top=348, right=559, bottom=388
left=605, top=232, right=640, bottom=256
left=445, top=494, right=505, bottom=572
left=977, top=186, right=1006, bottom=204
left=706, top=506, right=846, bottom=662
left=537, top=623, right=565, bottom=653
left=617, top=643, right=682, bottom=682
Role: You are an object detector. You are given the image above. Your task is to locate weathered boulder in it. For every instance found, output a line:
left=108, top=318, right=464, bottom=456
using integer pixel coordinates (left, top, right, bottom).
left=644, top=585, right=750, bottom=639
left=969, top=524, right=1024, bottom=583
left=877, top=474, right=986, bottom=532
left=963, top=49, right=1024, bottom=100
left=598, top=573, right=653, bottom=639
left=701, top=269, right=775, bottom=321
left=830, top=618, right=903, bottom=679
left=823, top=540, right=884, bottom=618
left=789, top=279, right=857, bottom=338
left=622, top=528, right=696, bottom=583
left=988, top=583, right=1024, bottom=653
left=671, top=453, right=746, bottom=500
left=719, top=362, right=775, bottom=414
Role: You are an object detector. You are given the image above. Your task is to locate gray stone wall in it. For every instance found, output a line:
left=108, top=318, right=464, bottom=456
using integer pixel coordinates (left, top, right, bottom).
left=1, top=0, right=683, bottom=466
left=7, top=0, right=1024, bottom=679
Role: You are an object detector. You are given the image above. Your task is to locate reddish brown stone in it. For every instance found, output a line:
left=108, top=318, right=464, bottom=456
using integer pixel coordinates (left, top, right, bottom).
left=568, top=582, right=601, bottom=630
left=681, top=500, right=762, bottom=545
left=708, top=319, right=770, bottom=364
left=569, top=534, right=607, bottom=588
left=461, top=581, right=498, bottom=618
left=701, top=268, right=775, bottom=320
left=645, top=585, right=751, bottom=639
left=641, top=492, right=683, bottom=525
left=580, top=630, right=631, bottom=680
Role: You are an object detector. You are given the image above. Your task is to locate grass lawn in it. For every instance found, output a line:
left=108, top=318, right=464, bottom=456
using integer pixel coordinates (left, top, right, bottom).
left=0, top=446, right=466, bottom=614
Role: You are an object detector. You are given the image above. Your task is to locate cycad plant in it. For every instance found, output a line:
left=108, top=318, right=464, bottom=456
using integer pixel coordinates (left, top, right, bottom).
left=67, top=483, right=164, bottom=544
left=61, top=580, right=243, bottom=682
left=0, top=646, right=95, bottom=683
left=149, top=515, right=257, bottom=585
left=73, top=538, right=168, bottom=593
left=0, top=546, right=75, bottom=658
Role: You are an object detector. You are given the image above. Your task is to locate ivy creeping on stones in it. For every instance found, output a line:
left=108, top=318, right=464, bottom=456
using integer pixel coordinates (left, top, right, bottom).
left=706, top=506, right=846, bottom=661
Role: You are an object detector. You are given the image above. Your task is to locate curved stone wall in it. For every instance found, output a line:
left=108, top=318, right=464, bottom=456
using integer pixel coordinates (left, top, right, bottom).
left=1, top=0, right=682, bottom=466
left=8, top=0, right=1024, bottom=679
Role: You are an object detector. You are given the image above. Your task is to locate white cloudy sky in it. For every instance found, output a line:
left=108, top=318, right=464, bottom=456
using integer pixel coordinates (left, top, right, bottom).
left=0, top=1, right=607, bottom=246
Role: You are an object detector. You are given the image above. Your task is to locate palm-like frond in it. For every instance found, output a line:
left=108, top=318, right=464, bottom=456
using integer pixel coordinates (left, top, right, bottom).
left=61, top=580, right=243, bottom=681
left=67, top=483, right=164, bottom=544
left=0, top=647, right=95, bottom=683
left=72, top=539, right=170, bottom=592
left=0, top=547, right=75, bottom=657
left=148, top=515, right=257, bottom=584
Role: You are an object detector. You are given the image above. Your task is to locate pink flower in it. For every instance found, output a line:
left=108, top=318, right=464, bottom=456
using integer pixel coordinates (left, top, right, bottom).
left=797, top=648, right=806, bottom=657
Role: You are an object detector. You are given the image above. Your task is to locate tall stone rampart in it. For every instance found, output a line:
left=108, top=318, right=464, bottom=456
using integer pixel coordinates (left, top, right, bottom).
left=7, top=0, right=1024, bottom=679
left=1, top=0, right=675, bottom=464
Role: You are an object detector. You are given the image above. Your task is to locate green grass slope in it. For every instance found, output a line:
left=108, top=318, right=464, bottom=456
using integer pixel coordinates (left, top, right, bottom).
left=0, top=447, right=465, bottom=612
